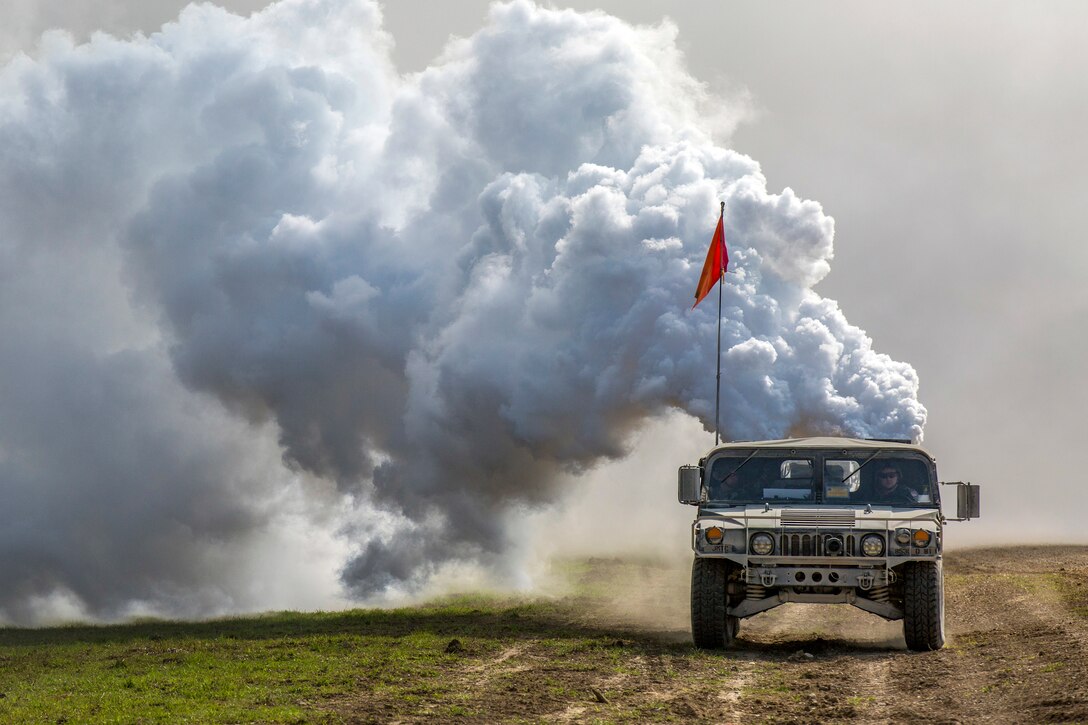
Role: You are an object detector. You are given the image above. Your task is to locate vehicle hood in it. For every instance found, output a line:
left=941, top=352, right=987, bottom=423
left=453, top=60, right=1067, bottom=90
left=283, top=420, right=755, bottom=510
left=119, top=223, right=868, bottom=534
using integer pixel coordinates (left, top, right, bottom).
left=698, top=504, right=941, bottom=528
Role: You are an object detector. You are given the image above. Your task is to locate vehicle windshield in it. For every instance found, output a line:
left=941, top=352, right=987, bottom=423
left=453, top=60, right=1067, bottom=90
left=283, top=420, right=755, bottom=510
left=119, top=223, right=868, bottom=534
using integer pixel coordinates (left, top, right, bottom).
left=704, top=451, right=937, bottom=506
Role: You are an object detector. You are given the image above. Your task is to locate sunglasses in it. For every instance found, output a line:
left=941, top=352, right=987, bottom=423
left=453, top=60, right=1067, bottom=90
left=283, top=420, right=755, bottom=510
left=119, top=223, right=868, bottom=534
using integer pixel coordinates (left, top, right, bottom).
left=878, top=472, right=898, bottom=479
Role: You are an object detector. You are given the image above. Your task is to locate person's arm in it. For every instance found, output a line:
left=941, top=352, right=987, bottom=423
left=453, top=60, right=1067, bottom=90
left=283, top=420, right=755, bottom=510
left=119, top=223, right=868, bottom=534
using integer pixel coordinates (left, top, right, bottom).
left=894, top=486, right=918, bottom=504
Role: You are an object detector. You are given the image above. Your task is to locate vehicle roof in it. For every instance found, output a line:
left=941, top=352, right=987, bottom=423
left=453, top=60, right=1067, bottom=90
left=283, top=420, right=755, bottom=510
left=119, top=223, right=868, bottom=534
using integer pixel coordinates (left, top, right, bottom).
left=706, top=436, right=934, bottom=461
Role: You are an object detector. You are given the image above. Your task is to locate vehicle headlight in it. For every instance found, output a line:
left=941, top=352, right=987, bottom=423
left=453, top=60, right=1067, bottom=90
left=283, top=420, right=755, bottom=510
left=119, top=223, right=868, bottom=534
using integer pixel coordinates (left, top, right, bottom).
left=895, top=528, right=911, bottom=546
left=912, top=529, right=932, bottom=548
left=704, top=526, right=724, bottom=545
left=861, top=533, right=886, bottom=557
left=750, top=532, right=775, bottom=556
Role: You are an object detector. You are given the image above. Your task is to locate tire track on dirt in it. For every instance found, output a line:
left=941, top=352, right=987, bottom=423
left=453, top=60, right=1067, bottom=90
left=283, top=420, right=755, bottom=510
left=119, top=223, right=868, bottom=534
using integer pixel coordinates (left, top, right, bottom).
left=323, top=547, right=1088, bottom=722
left=683, top=548, right=1088, bottom=723
left=934, top=548, right=1088, bottom=723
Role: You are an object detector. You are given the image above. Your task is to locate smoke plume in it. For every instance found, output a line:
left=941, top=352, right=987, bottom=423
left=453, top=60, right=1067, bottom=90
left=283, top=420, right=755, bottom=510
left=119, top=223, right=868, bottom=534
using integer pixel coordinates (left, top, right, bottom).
left=0, top=0, right=925, bottom=619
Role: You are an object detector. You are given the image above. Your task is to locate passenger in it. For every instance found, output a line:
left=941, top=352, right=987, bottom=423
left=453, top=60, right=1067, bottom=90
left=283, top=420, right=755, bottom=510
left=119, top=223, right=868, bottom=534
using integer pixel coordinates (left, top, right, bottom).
left=706, top=459, right=730, bottom=500
left=707, top=460, right=755, bottom=501
left=721, top=472, right=745, bottom=498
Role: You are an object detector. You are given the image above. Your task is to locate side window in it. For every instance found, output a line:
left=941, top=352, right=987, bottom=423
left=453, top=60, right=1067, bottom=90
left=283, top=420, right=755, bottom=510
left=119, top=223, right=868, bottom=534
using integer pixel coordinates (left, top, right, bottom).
left=825, top=459, right=861, bottom=499
left=781, top=459, right=813, bottom=479
left=760, top=459, right=814, bottom=501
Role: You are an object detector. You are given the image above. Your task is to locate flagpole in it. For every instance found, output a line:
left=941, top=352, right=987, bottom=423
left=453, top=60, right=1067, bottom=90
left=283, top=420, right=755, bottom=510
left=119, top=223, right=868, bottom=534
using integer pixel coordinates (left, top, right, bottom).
left=714, top=200, right=724, bottom=446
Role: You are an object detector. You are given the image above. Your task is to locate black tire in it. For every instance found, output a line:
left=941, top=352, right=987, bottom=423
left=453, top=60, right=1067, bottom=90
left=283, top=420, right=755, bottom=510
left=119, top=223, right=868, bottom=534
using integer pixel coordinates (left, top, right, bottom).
left=902, top=560, right=945, bottom=651
left=691, top=558, right=739, bottom=649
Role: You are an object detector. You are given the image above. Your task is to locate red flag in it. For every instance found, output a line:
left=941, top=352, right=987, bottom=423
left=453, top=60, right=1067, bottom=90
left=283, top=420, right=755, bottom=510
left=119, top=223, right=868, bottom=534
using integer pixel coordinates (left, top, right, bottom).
left=692, top=210, right=728, bottom=308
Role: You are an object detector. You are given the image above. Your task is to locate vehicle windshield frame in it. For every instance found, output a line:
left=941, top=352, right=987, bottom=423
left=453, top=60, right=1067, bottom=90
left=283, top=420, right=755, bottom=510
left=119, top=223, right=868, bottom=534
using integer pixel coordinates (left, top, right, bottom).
left=702, top=448, right=939, bottom=508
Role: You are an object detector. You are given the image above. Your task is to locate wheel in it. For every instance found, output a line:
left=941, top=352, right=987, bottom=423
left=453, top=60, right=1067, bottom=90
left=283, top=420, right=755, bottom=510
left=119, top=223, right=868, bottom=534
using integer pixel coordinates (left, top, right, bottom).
left=691, top=558, right=740, bottom=649
left=902, top=560, right=945, bottom=651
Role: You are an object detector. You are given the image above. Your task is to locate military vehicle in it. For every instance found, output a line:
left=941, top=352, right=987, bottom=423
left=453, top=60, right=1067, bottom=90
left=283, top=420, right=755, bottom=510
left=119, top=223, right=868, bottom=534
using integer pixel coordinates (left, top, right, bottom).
left=678, top=437, right=980, bottom=651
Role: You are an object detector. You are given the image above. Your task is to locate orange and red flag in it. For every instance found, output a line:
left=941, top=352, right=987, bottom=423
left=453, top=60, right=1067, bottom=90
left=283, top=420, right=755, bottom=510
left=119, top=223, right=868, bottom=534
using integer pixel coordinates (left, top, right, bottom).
left=692, top=209, right=728, bottom=308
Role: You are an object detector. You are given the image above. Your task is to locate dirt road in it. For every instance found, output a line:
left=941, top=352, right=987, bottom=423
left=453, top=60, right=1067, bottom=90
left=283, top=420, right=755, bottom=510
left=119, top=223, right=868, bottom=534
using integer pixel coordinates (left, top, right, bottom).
left=334, top=546, right=1088, bottom=723
left=715, top=546, right=1088, bottom=723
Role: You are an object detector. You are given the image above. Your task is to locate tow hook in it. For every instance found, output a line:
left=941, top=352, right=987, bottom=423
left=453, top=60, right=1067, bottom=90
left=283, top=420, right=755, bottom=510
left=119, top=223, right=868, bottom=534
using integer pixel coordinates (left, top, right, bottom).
left=761, top=572, right=777, bottom=587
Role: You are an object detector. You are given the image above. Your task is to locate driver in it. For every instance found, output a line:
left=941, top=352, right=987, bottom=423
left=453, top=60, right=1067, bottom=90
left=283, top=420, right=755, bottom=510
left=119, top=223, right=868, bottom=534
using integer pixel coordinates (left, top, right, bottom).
left=871, top=464, right=918, bottom=504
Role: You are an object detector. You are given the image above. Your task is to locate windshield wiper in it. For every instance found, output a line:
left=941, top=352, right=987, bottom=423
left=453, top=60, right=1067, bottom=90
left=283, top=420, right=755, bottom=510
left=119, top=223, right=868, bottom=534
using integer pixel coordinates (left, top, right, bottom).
left=849, top=450, right=886, bottom=479
left=721, top=449, right=761, bottom=481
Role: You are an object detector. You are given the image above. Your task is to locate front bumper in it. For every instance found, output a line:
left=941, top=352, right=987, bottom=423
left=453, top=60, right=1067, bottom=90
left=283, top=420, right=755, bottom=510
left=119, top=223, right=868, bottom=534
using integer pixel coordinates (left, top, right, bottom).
left=729, top=585, right=903, bottom=620
left=745, top=564, right=891, bottom=589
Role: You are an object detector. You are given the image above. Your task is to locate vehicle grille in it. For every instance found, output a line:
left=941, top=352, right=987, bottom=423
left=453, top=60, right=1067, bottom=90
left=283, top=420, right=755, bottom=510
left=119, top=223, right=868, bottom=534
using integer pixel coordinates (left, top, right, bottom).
left=780, top=509, right=856, bottom=527
left=779, top=531, right=858, bottom=557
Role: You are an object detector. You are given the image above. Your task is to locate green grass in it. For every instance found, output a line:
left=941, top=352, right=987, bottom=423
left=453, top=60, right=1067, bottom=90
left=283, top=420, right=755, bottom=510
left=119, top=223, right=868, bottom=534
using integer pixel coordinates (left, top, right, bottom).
left=0, top=560, right=700, bottom=723
left=0, top=609, right=483, bottom=722
left=996, top=570, right=1088, bottom=620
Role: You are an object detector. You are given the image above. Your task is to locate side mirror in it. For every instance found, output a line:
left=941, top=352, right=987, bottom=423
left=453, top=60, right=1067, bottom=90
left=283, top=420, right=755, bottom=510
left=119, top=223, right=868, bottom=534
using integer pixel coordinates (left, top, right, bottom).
left=678, top=465, right=703, bottom=505
left=957, top=483, right=981, bottom=520
left=941, top=481, right=980, bottom=520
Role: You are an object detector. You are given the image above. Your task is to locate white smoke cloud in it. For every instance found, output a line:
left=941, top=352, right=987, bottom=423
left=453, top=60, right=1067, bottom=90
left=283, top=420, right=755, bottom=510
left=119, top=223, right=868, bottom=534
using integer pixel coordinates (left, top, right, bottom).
left=0, top=0, right=925, bottom=619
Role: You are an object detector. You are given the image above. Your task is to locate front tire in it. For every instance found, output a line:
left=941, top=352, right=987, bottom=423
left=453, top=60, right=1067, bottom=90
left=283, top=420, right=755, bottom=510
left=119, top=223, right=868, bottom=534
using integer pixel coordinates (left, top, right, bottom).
left=691, top=558, right=739, bottom=649
left=902, top=560, right=945, bottom=651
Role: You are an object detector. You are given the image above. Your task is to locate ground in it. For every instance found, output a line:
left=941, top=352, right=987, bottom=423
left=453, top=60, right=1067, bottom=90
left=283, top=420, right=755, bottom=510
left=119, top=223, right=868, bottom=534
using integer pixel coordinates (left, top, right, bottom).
left=0, top=546, right=1085, bottom=723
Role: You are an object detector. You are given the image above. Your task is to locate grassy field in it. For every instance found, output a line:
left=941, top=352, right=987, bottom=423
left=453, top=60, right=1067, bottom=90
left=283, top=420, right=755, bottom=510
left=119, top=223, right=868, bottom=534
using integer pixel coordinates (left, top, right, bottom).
left=0, top=559, right=700, bottom=723
left=2, top=549, right=1087, bottom=723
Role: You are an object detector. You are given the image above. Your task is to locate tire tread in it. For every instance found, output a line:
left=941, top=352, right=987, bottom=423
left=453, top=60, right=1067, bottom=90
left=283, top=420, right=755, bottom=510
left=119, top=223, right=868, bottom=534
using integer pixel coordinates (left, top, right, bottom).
left=903, top=561, right=944, bottom=651
left=691, top=558, right=733, bottom=649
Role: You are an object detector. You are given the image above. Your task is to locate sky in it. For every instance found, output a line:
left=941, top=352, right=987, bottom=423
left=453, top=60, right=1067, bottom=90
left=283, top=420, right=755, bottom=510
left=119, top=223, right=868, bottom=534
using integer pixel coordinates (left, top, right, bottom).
left=0, top=0, right=1085, bottom=621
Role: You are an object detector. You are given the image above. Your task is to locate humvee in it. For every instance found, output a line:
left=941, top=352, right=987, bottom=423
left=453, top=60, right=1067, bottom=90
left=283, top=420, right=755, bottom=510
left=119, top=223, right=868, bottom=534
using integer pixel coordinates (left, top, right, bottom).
left=678, top=437, right=980, bottom=651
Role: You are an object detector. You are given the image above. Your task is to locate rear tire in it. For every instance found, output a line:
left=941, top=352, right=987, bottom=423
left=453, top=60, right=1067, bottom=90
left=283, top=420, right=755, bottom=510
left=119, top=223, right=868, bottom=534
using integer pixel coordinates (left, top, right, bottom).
left=691, top=558, right=739, bottom=649
left=902, top=560, right=945, bottom=651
